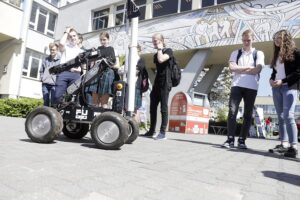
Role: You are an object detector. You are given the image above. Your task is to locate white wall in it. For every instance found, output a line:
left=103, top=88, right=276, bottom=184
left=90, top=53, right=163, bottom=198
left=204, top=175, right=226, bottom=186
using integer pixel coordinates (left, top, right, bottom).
left=0, top=1, right=23, bottom=40
left=55, top=0, right=121, bottom=40
left=19, top=78, right=42, bottom=98
left=27, top=30, right=55, bottom=53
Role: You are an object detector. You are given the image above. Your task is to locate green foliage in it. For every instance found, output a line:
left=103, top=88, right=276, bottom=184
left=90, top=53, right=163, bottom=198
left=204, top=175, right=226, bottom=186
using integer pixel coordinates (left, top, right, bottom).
left=0, top=98, right=43, bottom=118
left=216, top=107, right=228, bottom=122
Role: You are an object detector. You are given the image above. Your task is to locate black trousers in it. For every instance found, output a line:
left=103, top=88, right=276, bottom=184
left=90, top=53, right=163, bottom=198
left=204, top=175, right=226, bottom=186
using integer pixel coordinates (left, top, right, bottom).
left=149, top=82, right=171, bottom=132
left=227, top=86, right=257, bottom=139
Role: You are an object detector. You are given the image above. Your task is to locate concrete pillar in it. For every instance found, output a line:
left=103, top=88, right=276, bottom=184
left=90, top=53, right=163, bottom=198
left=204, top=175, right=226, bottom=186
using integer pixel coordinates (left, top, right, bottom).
left=11, top=0, right=33, bottom=98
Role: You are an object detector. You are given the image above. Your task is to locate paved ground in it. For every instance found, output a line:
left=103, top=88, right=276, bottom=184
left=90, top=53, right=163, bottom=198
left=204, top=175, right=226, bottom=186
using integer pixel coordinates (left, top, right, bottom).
left=0, top=116, right=299, bottom=200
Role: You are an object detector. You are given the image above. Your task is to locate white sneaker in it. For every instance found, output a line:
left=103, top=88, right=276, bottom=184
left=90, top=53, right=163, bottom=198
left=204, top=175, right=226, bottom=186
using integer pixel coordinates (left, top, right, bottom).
left=153, top=132, right=166, bottom=140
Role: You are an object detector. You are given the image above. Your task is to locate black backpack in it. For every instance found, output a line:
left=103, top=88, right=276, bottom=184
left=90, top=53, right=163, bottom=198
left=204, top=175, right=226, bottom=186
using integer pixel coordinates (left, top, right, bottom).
left=168, top=55, right=181, bottom=87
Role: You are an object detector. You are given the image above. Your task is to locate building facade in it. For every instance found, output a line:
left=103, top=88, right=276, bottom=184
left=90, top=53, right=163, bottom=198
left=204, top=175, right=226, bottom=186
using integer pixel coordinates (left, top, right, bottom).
left=0, top=0, right=299, bottom=101
left=0, top=0, right=77, bottom=99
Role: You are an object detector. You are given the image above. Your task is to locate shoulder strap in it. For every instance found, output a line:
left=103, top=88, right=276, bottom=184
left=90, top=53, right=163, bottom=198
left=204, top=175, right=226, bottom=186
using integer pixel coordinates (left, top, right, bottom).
left=253, top=50, right=257, bottom=67
left=236, top=49, right=242, bottom=64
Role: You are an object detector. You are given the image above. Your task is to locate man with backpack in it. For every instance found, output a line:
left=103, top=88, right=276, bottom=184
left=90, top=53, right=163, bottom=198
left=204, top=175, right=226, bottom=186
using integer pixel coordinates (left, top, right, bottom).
left=142, top=33, right=174, bottom=140
left=222, top=29, right=265, bottom=149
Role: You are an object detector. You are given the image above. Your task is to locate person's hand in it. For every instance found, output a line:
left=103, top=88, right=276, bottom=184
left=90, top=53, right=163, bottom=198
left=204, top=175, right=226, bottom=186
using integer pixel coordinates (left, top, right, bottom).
left=65, top=27, right=72, bottom=34
left=156, top=41, right=164, bottom=50
left=270, top=79, right=282, bottom=88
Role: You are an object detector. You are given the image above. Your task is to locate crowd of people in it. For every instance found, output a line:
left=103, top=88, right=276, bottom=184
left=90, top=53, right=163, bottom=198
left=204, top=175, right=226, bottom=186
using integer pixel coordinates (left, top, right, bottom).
left=39, top=28, right=299, bottom=158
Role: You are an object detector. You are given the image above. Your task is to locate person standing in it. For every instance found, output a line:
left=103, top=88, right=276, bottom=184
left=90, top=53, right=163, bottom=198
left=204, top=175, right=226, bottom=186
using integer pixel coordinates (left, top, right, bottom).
left=142, top=33, right=173, bottom=140
left=88, top=32, right=118, bottom=108
left=222, top=29, right=265, bottom=149
left=40, top=42, right=60, bottom=107
left=54, top=27, right=83, bottom=105
left=268, top=30, right=300, bottom=158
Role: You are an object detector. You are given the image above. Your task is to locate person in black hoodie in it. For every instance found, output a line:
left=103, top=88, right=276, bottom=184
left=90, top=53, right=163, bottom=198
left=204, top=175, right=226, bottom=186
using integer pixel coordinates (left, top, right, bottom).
left=268, top=30, right=300, bottom=158
left=142, top=33, right=173, bottom=140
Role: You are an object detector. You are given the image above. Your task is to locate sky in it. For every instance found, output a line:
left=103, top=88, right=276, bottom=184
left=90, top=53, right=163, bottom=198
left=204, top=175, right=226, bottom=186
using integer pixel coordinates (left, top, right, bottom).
left=257, top=67, right=273, bottom=97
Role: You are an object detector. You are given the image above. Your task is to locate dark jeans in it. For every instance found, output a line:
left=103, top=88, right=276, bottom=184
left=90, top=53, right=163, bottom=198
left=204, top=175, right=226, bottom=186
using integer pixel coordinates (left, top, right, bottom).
left=54, top=71, right=80, bottom=104
left=42, top=83, right=55, bottom=107
left=149, top=82, right=171, bottom=132
left=227, top=86, right=257, bottom=139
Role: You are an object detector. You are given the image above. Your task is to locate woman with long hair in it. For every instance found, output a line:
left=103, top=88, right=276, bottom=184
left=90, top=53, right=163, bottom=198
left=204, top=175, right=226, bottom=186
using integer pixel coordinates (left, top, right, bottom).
left=268, top=30, right=300, bottom=158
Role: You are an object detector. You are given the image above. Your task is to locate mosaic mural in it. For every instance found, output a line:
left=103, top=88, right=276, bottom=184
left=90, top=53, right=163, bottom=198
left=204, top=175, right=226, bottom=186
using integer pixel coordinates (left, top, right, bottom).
left=84, top=0, right=300, bottom=55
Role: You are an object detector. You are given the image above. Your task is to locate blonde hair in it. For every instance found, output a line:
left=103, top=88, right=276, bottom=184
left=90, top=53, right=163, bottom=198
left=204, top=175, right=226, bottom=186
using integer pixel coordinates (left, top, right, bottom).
left=152, top=33, right=166, bottom=47
left=49, top=42, right=59, bottom=49
left=270, top=29, right=296, bottom=68
left=242, top=29, right=254, bottom=38
left=99, top=31, right=110, bottom=40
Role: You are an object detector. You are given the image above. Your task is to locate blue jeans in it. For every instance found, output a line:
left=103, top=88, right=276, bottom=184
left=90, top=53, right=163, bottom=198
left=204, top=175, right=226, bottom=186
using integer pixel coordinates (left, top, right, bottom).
left=54, top=71, right=80, bottom=104
left=42, top=83, right=55, bottom=107
left=272, top=85, right=298, bottom=145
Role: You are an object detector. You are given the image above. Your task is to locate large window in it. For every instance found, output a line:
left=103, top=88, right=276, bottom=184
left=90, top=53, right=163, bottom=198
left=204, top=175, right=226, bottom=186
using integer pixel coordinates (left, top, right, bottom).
left=202, top=0, right=215, bottom=7
left=29, top=2, right=57, bottom=37
left=115, top=4, right=126, bottom=26
left=22, top=49, right=44, bottom=80
left=153, top=0, right=178, bottom=18
left=180, top=0, right=192, bottom=12
left=92, top=8, right=110, bottom=31
left=134, top=0, right=146, bottom=20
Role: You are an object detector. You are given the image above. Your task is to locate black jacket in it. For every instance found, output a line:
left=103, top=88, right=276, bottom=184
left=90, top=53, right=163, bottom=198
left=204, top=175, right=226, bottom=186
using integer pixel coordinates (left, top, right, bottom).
left=270, top=48, right=300, bottom=89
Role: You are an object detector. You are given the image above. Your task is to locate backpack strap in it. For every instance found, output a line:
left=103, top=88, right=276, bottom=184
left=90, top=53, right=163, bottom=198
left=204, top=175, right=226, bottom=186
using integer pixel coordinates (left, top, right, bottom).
left=252, top=49, right=257, bottom=67
left=236, top=49, right=242, bottom=64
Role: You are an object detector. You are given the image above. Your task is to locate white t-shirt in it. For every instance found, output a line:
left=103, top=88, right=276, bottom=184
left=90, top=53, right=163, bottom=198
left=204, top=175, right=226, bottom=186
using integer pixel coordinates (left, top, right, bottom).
left=229, top=48, right=265, bottom=90
left=60, top=42, right=84, bottom=64
left=274, top=58, right=286, bottom=82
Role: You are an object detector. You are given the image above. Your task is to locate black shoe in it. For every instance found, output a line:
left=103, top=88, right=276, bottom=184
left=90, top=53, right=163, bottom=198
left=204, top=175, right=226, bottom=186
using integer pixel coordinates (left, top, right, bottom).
left=237, top=138, right=247, bottom=149
left=222, top=137, right=234, bottom=148
left=141, top=130, right=155, bottom=137
left=283, top=147, right=298, bottom=158
left=268, top=144, right=288, bottom=153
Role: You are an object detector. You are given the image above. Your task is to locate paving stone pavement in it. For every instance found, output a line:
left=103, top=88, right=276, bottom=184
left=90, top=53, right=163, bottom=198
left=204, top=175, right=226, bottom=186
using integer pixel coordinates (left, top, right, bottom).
left=0, top=116, right=299, bottom=200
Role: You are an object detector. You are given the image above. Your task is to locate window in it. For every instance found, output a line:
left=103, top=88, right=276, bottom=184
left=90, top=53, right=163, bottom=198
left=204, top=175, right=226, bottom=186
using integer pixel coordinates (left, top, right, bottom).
left=217, top=0, right=236, bottom=4
left=153, top=0, right=178, bottom=18
left=92, top=8, right=109, bottom=30
left=22, top=49, right=44, bottom=80
left=7, top=0, right=22, bottom=7
left=134, top=0, right=146, bottom=20
left=202, top=0, right=215, bottom=7
left=180, top=0, right=192, bottom=12
left=29, top=2, right=57, bottom=37
left=115, top=4, right=126, bottom=26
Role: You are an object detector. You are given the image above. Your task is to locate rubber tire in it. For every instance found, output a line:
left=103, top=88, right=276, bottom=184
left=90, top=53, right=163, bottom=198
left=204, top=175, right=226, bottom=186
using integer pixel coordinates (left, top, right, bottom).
left=90, top=112, right=128, bottom=150
left=126, top=118, right=139, bottom=144
left=25, top=106, right=63, bottom=143
left=63, top=122, right=89, bottom=139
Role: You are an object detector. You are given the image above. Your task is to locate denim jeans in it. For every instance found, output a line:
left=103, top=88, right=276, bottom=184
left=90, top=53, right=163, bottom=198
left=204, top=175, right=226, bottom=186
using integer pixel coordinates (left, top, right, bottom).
left=227, top=86, right=257, bottom=139
left=42, top=83, right=55, bottom=107
left=272, top=85, right=298, bottom=145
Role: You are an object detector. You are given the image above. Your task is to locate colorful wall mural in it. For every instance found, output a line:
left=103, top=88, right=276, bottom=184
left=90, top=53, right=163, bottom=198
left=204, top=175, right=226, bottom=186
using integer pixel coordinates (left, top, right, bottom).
left=84, top=0, right=300, bottom=55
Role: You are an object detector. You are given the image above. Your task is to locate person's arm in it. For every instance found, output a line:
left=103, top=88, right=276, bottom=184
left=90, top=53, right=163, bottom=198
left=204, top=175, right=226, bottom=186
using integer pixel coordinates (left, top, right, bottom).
left=59, top=27, right=72, bottom=53
left=156, top=48, right=170, bottom=63
left=40, top=58, right=46, bottom=81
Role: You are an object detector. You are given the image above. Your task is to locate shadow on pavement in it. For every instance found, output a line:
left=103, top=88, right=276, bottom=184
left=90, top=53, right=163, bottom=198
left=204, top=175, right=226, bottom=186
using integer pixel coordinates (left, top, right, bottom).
left=169, top=138, right=223, bottom=148
left=56, top=135, right=93, bottom=143
left=169, top=138, right=300, bottom=162
left=81, top=143, right=121, bottom=151
left=262, top=171, right=300, bottom=186
left=20, top=138, right=57, bottom=144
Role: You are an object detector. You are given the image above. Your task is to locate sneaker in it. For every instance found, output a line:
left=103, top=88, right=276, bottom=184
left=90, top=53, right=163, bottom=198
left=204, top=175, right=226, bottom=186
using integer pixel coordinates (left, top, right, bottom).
left=237, top=138, right=247, bottom=149
left=153, top=132, right=166, bottom=140
left=268, top=144, right=288, bottom=153
left=222, top=137, right=234, bottom=148
left=283, top=147, right=298, bottom=158
left=141, top=130, right=155, bottom=137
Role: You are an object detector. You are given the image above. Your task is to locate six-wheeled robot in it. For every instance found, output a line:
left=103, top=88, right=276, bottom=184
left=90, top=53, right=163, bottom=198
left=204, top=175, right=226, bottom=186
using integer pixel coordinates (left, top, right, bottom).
left=25, top=48, right=139, bottom=149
